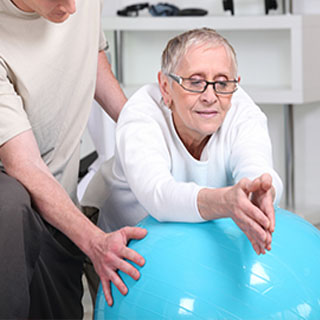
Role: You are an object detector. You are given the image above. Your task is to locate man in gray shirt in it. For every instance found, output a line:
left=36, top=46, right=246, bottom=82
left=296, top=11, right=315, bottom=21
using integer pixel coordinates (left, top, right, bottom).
left=0, top=0, right=147, bottom=318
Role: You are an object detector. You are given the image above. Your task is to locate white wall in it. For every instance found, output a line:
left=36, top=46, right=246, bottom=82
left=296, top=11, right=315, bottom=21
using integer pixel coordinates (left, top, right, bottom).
left=291, top=0, right=320, bottom=223
left=293, top=0, right=320, bottom=14
left=84, top=0, right=320, bottom=223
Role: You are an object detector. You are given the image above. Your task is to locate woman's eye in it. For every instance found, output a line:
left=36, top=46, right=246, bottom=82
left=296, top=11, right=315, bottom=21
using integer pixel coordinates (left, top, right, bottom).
left=217, top=81, right=227, bottom=87
left=190, top=79, right=204, bottom=86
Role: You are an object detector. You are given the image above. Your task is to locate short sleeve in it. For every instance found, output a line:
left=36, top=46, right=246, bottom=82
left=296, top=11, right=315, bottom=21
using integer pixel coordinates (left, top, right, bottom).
left=99, top=29, right=108, bottom=51
left=0, top=59, right=31, bottom=147
left=98, top=0, right=108, bottom=51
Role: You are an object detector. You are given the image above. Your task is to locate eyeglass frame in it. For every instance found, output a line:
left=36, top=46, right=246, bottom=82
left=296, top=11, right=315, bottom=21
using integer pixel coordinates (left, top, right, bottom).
left=168, top=73, right=238, bottom=95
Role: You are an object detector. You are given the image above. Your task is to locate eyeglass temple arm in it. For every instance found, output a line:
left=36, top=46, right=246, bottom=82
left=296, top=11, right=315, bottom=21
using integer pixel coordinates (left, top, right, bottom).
left=168, top=73, right=181, bottom=84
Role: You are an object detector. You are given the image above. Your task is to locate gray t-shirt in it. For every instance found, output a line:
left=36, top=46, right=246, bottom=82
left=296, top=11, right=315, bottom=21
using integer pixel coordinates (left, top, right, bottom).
left=0, top=0, right=107, bottom=202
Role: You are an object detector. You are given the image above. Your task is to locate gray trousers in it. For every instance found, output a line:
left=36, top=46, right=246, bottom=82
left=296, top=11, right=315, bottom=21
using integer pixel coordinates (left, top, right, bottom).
left=0, top=171, right=85, bottom=319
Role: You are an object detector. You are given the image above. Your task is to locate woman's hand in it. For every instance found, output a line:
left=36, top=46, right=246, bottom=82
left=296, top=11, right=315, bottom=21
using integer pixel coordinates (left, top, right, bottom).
left=227, top=175, right=275, bottom=254
left=249, top=173, right=275, bottom=234
left=198, top=174, right=275, bottom=255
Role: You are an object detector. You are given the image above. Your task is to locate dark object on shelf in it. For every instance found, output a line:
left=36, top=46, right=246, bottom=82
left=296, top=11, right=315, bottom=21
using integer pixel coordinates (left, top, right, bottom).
left=177, top=8, right=208, bottom=16
left=117, top=2, right=208, bottom=17
left=117, top=2, right=149, bottom=17
left=149, top=3, right=180, bottom=16
left=223, top=0, right=234, bottom=15
left=265, top=0, right=278, bottom=14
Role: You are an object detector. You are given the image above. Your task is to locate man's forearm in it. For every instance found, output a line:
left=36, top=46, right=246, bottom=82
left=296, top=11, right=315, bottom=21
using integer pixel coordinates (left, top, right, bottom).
left=8, top=160, right=103, bottom=256
left=94, top=50, right=127, bottom=122
left=0, top=130, right=103, bottom=257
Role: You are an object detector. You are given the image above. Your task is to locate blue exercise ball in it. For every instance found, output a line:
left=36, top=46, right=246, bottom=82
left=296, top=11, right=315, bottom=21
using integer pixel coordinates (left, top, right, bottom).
left=95, top=208, right=320, bottom=319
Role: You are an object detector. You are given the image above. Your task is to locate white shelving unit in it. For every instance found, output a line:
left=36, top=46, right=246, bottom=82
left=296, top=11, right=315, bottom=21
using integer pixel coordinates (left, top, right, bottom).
left=102, top=14, right=320, bottom=210
left=102, top=15, right=320, bottom=105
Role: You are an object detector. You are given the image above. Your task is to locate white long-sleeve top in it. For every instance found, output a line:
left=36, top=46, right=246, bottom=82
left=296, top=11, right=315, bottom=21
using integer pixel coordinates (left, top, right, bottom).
left=82, top=83, right=283, bottom=232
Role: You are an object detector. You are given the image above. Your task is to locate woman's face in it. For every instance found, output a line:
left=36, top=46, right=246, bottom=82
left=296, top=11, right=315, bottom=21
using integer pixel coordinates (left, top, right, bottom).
left=159, top=44, right=238, bottom=146
left=11, top=0, right=76, bottom=23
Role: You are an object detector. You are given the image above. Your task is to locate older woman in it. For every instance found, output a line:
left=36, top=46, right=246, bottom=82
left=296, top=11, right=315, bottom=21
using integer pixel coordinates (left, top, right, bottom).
left=82, top=28, right=283, bottom=255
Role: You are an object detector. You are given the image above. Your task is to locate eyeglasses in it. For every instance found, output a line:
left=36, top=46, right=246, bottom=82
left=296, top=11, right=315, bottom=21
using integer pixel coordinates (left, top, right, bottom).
left=168, top=73, right=238, bottom=95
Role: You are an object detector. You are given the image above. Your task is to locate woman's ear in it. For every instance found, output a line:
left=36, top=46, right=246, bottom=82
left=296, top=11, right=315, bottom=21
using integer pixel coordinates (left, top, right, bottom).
left=158, top=71, right=172, bottom=107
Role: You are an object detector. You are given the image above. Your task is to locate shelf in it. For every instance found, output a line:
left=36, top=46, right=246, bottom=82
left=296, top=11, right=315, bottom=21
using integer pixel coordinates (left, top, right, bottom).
left=102, top=15, right=320, bottom=32
left=102, top=15, right=302, bottom=31
left=103, top=14, right=320, bottom=105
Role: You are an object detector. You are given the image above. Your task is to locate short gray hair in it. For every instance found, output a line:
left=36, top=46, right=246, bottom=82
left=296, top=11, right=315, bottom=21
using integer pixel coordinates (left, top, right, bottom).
left=161, top=28, right=238, bottom=77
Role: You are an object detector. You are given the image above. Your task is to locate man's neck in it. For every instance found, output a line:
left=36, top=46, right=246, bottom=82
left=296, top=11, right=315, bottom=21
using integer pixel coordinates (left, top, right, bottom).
left=10, top=0, right=34, bottom=12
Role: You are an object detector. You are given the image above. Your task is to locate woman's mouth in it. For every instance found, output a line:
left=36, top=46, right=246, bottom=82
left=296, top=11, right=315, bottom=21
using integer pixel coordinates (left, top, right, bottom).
left=196, top=110, right=218, bottom=119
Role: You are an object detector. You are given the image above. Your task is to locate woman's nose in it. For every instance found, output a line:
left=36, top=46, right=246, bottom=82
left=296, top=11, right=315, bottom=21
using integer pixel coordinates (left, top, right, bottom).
left=200, top=84, right=218, bottom=104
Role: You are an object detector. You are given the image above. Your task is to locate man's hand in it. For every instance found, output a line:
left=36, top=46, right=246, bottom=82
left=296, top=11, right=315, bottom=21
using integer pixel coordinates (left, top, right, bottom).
left=89, top=226, right=147, bottom=306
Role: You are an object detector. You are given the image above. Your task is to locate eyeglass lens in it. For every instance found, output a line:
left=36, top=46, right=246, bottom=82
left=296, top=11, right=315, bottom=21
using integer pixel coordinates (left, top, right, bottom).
left=182, top=78, right=237, bottom=94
